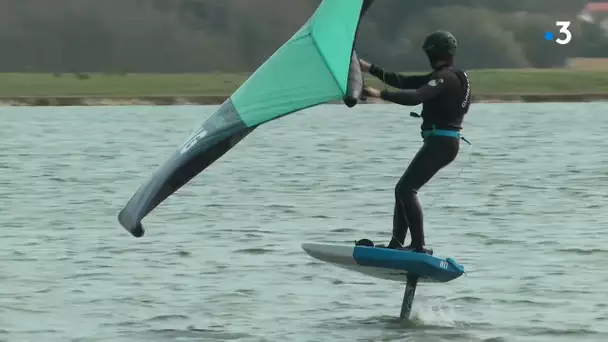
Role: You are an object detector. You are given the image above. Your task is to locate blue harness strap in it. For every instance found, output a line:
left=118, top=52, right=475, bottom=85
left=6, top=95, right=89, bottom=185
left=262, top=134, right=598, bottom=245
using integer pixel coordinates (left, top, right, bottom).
left=421, top=125, right=471, bottom=145
left=421, top=129, right=460, bottom=138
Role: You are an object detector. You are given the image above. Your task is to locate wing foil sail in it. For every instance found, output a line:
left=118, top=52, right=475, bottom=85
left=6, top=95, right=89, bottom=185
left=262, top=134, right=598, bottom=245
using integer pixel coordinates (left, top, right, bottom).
left=118, top=0, right=375, bottom=237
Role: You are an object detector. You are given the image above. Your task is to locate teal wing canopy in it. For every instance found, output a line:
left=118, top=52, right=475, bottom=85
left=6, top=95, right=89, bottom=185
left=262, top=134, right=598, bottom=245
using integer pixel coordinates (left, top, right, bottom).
left=118, top=0, right=375, bottom=237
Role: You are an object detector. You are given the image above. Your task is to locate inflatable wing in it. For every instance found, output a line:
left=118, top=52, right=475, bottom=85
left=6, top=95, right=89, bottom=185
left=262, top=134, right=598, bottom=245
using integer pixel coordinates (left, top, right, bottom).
left=118, top=0, right=375, bottom=237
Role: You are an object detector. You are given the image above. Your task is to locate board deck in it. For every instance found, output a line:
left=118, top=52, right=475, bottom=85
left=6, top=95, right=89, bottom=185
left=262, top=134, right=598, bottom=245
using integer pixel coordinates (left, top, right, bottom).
left=301, top=242, right=464, bottom=283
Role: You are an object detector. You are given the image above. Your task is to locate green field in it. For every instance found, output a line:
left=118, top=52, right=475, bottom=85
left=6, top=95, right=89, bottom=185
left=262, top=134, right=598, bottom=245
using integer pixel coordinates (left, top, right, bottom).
left=1, top=69, right=608, bottom=99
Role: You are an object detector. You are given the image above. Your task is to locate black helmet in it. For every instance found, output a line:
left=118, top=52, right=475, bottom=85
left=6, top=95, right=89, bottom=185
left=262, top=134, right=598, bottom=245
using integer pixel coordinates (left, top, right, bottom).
left=422, top=30, right=457, bottom=58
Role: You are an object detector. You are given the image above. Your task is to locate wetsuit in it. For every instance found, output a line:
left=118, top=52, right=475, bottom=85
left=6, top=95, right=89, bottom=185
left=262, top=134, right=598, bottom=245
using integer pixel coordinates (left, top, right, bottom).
left=368, top=63, right=471, bottom=251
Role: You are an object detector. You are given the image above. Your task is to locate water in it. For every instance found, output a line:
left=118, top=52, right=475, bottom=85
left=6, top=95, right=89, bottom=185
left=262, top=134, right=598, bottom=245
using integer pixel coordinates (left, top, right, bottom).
left=1, top=103, right=607, bottom=342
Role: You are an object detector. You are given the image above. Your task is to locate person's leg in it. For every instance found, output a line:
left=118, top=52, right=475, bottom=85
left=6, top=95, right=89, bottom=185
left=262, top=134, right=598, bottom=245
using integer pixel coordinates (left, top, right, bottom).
left=394, top=136, right=459, bottom=251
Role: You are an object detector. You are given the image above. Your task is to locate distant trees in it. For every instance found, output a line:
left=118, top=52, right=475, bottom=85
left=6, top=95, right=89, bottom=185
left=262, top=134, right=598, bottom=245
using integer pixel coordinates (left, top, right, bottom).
left=0, top=0, right=605, bottom=72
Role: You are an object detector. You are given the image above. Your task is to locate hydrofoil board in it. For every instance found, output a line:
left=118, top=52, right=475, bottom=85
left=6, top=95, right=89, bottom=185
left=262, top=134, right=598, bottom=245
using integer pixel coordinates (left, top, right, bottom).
left=301, top=240, right=465, bottom=319
left=301, top=242, right=464, bottom=283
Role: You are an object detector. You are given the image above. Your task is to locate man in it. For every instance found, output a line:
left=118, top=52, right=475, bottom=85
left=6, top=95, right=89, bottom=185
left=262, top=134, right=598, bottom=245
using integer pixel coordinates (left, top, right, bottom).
left=359, top=30, right=471, bottom=254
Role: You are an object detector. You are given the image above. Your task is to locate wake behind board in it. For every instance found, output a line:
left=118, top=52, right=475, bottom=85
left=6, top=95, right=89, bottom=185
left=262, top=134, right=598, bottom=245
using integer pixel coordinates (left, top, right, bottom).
left=302, top=242, right=464, bottom=283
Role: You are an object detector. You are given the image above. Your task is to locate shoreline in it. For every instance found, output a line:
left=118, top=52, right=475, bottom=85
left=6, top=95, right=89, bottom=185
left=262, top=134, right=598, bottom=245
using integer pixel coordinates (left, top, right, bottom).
left=2, top=93, right=608, bottom=107
left=3, top=69, right=608, bottom=106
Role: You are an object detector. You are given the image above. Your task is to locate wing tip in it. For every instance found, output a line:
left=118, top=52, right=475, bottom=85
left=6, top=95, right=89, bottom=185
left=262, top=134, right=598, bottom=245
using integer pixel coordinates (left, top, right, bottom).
left=130, top=224, right=145, bottom=238
left=343, top=95, right=358, bottom=107
left=343, top=50, right=364, bottom=108
left=118, top=210, right=146, bottom=238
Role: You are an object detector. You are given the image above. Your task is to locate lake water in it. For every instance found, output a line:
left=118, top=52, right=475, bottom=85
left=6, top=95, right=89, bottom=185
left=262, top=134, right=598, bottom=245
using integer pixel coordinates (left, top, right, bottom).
left=1, top=103, right=607, bottom=342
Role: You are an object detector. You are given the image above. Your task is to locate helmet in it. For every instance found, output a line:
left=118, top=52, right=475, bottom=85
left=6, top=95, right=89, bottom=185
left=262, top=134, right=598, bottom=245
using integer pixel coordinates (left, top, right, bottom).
left=422, top=30, right=458, bottom=59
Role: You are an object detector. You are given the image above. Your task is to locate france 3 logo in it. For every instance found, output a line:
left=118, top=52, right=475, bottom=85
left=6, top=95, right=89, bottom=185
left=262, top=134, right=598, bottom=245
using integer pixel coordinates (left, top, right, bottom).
left=544, top=21, right=572, bottom=45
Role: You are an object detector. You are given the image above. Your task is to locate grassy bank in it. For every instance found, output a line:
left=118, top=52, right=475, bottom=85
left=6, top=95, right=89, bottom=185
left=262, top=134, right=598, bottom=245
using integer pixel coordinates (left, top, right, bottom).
left=1, top=69, right=608, bottom=106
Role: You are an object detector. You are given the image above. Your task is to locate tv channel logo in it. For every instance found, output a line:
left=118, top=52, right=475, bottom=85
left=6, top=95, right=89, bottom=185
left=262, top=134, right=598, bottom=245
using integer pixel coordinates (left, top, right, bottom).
left=544, top=21, right=572, bottom=45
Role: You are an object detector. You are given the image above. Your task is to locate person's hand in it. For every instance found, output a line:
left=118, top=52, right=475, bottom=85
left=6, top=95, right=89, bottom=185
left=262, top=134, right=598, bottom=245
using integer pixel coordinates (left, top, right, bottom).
left=363, top=86, right=381, bottom=98
left=359, top=59, right=371, bottom=72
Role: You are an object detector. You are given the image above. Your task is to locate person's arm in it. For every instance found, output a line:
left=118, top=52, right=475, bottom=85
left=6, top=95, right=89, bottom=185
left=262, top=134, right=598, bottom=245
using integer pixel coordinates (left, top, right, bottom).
left=369, top=64, right=431, bottom=90
left=380, top=77, right=447, bottom=106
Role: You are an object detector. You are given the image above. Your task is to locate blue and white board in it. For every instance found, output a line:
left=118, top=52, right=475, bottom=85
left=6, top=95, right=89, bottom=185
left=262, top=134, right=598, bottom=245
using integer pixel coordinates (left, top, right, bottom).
left=301, top=243, right=464, bottom=283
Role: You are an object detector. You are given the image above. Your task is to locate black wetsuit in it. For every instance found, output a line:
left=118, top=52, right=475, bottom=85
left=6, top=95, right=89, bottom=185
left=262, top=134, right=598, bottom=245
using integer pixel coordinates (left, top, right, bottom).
left=368, top=63, right=471, bottom=251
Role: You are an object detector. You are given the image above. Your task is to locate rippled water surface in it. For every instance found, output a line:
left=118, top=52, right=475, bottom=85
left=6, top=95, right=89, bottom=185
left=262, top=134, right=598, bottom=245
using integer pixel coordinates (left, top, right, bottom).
left=1, top=103, right=608, bottom=342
